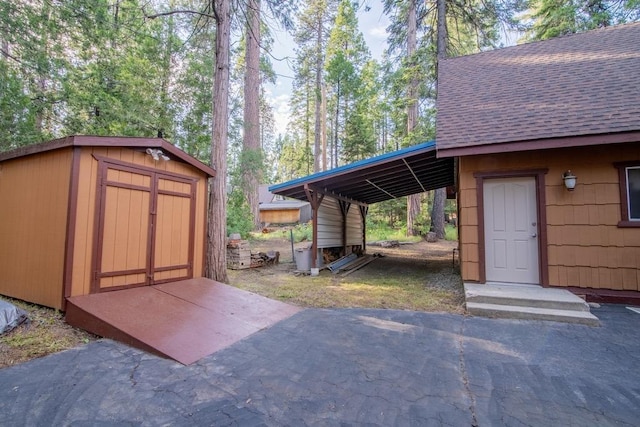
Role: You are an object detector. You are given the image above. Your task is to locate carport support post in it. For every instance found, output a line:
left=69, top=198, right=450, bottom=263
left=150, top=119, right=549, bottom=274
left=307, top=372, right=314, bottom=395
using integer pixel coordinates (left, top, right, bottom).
left=360, top=205, right=368, bottom=253
left=304, top=185, right=323, bottom=269
left=339, top=201, right=350, bottom=256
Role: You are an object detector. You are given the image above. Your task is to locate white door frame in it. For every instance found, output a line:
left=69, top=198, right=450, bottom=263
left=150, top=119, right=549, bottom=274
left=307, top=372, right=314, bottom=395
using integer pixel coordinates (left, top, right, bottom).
left=474, top=169, right=549, bottom=286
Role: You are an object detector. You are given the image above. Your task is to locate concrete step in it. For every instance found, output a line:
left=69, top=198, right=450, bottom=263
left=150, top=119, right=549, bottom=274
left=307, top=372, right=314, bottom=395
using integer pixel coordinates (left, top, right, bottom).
left=464, top=283, right=590, bottom=312
left=466, top=302, right=600, bottom=326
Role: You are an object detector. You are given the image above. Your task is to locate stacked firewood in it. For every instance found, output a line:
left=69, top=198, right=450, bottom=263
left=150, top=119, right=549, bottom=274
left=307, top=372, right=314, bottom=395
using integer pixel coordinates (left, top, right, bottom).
left=250, top=251, right=280, bottom=268
left=227, top=239, right=251, bottom=270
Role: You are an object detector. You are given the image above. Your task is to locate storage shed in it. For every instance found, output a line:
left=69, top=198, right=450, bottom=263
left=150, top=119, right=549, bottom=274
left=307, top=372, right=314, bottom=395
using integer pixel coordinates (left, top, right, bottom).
left=258, top=184, right=312, bottom=226
left=0, top=135, right=215, bottom=310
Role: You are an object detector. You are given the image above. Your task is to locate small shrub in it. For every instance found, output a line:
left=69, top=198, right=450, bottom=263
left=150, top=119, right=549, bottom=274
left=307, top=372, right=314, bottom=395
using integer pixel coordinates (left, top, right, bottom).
left=444, top=224, right=458, bottom=241
left=291, top=223, right=312, bottom=242
left=227, top=190, right=254, bottom=238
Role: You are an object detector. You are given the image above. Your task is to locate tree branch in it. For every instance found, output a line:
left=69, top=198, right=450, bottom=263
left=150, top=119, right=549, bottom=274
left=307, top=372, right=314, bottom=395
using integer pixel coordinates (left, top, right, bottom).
left=146, top=9, right=216, bottom=20
left=0, top=47, right=23, bottom=65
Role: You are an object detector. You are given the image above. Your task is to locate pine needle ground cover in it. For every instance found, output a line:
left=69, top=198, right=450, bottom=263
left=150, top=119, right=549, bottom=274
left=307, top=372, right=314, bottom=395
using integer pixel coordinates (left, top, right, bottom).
left=228, top=238, right=464, bottom=313
left=0, top=298, right=95, bottom=369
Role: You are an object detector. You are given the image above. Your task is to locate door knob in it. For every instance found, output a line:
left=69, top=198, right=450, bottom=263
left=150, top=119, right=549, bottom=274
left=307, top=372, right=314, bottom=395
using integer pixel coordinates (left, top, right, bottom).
left=531, top=233, right=537, bottom=238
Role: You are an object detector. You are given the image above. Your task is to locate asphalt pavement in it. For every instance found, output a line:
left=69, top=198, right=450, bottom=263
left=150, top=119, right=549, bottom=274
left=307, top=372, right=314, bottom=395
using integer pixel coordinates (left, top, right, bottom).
left=0, top=304, right=638, bottom=426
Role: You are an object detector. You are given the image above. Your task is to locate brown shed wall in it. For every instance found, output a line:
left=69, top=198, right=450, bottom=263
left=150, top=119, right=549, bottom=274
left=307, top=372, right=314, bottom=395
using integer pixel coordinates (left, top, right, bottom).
left=0, top=148, right=73, bottom=309
left=459, top=142, right=640, bottom=291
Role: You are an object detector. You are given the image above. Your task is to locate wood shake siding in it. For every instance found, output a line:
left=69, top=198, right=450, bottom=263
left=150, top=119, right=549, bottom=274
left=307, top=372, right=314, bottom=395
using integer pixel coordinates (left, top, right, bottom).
left=459, top=142, right=640, bottom=291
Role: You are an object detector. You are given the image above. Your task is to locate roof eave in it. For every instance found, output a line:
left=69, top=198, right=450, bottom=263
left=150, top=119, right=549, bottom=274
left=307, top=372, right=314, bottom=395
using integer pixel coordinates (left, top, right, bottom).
left=436, top=131, right=640, bottom=158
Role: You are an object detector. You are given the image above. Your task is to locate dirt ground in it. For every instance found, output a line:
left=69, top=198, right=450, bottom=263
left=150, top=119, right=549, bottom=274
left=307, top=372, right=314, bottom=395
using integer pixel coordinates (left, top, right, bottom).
left=228, top=237, right=464, bottom=312
left=0, top=298, right=95, bottom=369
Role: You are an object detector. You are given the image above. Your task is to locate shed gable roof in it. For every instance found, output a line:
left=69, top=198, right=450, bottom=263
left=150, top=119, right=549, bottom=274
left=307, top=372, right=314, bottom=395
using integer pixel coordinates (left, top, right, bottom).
left=0, top=135, right=215, bottom=176
left=436, top=22, right=640, bottom=157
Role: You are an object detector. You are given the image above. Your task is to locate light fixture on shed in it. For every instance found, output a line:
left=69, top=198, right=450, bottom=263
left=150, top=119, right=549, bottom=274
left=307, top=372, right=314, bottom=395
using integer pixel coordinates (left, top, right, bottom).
left=562, top=170, right=577, bottom=191
left=146, top=148, right=170, bottom=162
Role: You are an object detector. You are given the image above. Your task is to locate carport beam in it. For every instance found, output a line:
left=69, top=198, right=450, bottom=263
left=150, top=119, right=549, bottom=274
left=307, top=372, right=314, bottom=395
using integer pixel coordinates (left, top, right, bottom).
left=403, top=159, right=427, bottom=193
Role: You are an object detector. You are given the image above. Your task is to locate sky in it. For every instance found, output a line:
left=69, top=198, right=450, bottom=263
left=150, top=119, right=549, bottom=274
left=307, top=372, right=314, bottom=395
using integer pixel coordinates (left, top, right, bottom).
left=264, top=0, right=390, bottom=136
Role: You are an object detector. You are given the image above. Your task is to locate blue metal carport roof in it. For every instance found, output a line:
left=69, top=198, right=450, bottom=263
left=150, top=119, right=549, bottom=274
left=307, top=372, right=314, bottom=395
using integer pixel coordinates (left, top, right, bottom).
left=269, top=141, right=455, bottom=205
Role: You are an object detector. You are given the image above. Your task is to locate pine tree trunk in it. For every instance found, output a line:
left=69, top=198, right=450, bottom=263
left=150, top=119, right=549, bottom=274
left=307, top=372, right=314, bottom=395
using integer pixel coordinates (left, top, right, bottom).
left=406, top=0, right=421, bottom=237
left=321, top=83, right=327, bottom=171
left=243, top=0, right=262, bottom=230
left=428, top=0, right=448, bottom=241
left=206, top=0, right=231, bottom=283
left=431, top=188, right=446, bottom=239
left=313, top=17, right=323, bottom=173
left=407, top=193, right=421, bottom=235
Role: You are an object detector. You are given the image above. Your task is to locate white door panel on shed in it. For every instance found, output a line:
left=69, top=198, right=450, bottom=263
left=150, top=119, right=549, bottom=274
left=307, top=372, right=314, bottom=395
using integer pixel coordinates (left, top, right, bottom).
left=346, top=207, right=363, bottom=246
left=317, top=197, right=342, bottom=248
left=316, top=197, right=364, bottom=249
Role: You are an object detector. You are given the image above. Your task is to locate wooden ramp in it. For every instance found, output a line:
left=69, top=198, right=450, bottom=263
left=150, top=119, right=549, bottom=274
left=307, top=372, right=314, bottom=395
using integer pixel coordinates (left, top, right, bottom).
left=66, top=278, right=302, bottom=365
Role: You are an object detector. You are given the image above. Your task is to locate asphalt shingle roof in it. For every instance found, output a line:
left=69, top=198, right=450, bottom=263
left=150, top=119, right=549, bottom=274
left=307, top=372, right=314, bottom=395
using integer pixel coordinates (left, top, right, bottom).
left=436, top=22, right=640, bottom=156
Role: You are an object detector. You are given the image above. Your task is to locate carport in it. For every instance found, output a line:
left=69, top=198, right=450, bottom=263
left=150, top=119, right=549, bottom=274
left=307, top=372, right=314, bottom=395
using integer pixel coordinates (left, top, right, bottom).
left=269, top=141, right=455, bottom=268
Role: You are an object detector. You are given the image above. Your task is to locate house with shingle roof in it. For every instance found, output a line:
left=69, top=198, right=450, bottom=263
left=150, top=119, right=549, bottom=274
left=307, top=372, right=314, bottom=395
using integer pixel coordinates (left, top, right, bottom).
left=436, top=22, right=640, bottom=302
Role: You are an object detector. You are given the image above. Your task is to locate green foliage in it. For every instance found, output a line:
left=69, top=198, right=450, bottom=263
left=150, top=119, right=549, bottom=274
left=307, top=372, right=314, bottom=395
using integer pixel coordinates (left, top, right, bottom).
left=323, top=0, right=375, bottom=166
left=0, top=62, right=40, bottom=150
left=226, top=189, right=254, bottom=238
left=368, top=198, right=407, bottom=228
left=366, top=221, right=422, bottom=242
left=250, top=223, right=312, bottom=244
left=523, top=0, right=640, bottom=40
left=445, top=224, right=458, bottom=241
left=291, top=223, right=313, bottom=243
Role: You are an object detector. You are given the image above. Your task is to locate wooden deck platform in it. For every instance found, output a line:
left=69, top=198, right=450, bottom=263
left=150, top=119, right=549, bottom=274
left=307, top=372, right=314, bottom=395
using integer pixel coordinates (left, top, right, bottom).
left=65, top=278, right=302, bottom=365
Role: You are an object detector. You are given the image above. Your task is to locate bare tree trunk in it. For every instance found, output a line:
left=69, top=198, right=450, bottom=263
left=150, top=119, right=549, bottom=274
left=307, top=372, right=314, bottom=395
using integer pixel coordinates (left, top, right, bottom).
left=431, top=188, right=446, bottom=238
left=242, top=0, right=262, bottom=230
left=406, top=0, right=421, bottom=236
left=430, top=0, right=448, bottom=240
left=321, top=83, right=327, bottom=171
left=206, top=0, right=231, bottom=283
left=406, top=0, right=418, bottom=134
left=313, top=17, right=323, bottom=173
left=305, top=83, right=311, bottom=174
left=333, top=81, right=340, bottom=168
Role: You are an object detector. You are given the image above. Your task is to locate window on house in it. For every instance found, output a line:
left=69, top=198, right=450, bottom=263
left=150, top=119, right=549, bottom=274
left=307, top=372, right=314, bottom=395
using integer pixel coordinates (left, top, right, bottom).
left=627, top=167, right=640, bottom=220
left=616, top=162, right=640, bottom=227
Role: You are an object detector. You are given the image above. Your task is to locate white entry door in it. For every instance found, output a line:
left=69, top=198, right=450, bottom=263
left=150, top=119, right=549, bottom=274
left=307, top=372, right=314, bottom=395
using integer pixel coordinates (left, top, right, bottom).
left=483, top=177, right=539, bottom=284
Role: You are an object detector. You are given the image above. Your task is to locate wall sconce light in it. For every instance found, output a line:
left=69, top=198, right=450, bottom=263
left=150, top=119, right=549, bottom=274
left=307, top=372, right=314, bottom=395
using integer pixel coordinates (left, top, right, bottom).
left=562, top=170, right=577, bottom=191
left=146, top=148, right=170, bottom=162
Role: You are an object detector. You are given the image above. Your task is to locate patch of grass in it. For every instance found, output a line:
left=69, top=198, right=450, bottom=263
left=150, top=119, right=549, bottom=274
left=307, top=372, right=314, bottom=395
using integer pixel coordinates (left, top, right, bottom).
left=229, top=268, right=463, bottom=312
left=445, top=224, right=458, bottom=241
left=251, top=224, right=312, bottom=244
left=228, top=240, right=465, bottom=314
left=366, top=222, right=414, bottom=242
left=0, top=297, right=95, bottom=369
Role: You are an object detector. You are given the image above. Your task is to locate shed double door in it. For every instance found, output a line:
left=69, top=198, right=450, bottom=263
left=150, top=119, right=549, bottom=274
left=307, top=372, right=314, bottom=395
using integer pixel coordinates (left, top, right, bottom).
left=93, top=159, right=197, bottom=292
